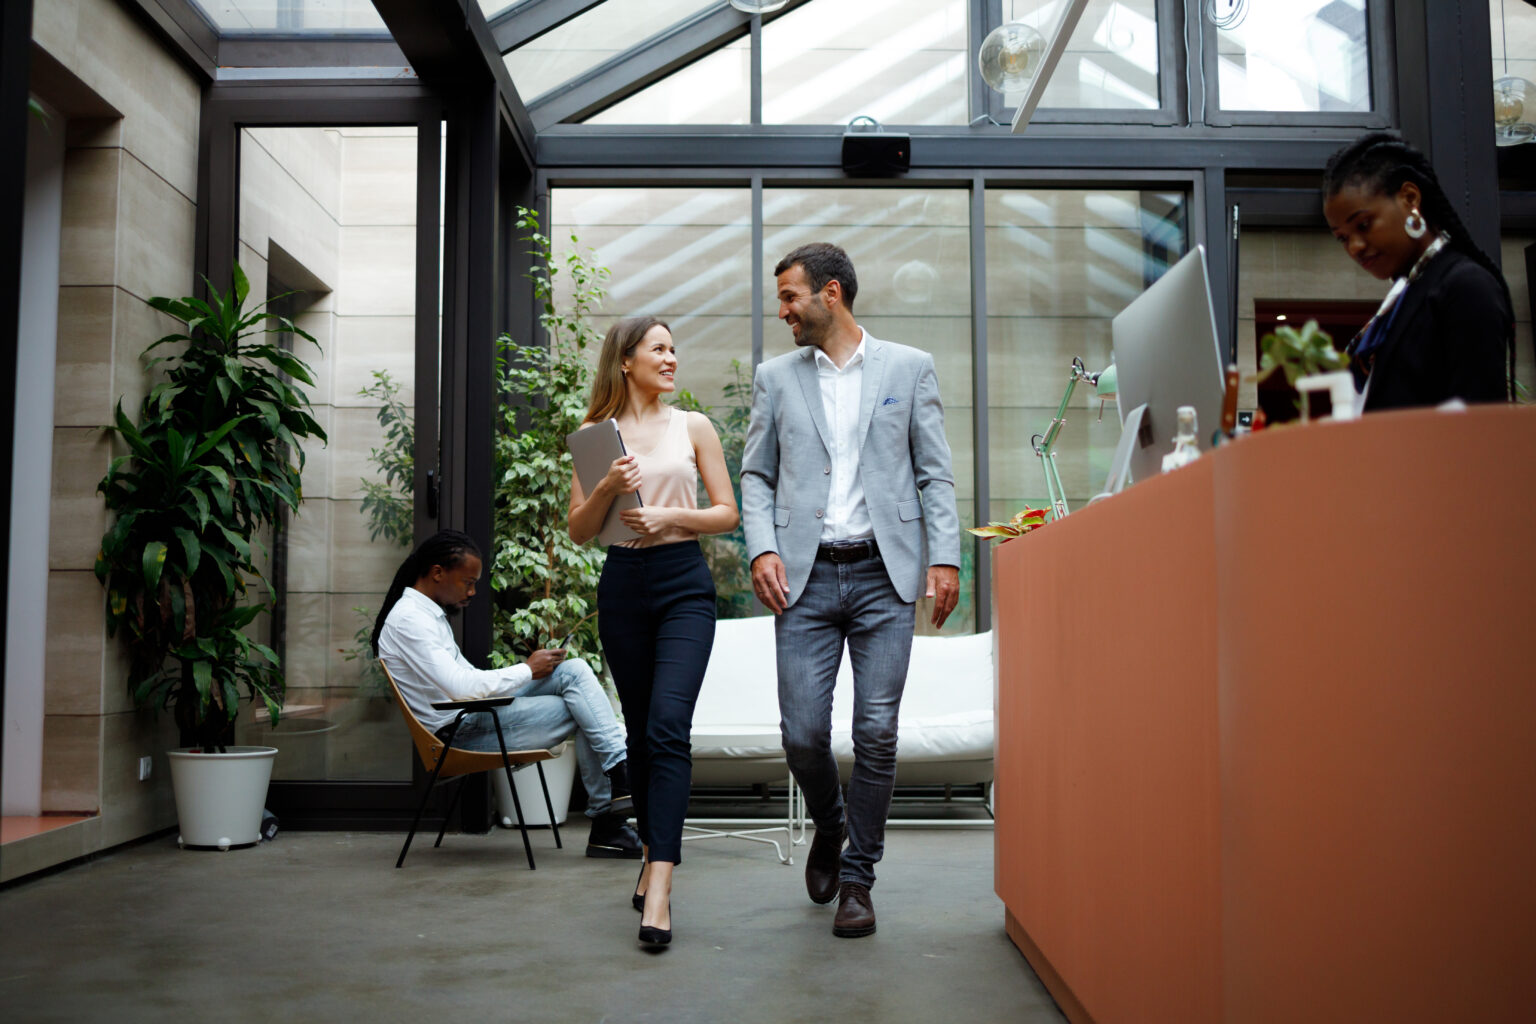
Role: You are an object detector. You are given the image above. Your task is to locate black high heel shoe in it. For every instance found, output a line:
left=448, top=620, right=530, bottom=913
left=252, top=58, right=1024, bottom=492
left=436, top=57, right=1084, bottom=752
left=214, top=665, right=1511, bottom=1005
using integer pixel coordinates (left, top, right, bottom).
left=632, top=860, right=646, bottom=912
left=638, top=902, right=671, bottom=948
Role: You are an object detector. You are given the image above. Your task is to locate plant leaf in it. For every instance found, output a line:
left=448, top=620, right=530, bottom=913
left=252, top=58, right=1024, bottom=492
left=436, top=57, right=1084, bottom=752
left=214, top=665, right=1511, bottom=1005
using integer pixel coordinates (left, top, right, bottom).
left=142, top=541, right=167, bottom=591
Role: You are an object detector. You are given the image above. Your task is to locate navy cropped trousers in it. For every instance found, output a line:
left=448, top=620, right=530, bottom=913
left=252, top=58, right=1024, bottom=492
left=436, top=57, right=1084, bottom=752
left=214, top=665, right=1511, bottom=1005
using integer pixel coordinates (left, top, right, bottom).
left=597, top=540, right=716, bottom=864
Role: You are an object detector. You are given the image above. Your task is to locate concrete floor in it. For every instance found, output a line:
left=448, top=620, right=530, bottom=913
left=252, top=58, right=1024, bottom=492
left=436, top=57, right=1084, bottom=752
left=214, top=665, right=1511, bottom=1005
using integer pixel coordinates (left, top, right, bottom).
left=0, top=825, right=1064, bottom=1023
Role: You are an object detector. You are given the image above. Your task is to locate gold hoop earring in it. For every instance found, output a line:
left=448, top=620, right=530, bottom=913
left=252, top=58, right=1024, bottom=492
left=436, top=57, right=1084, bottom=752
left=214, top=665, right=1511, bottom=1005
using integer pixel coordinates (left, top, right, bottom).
left=1405, top=208, right=1427, bottom=239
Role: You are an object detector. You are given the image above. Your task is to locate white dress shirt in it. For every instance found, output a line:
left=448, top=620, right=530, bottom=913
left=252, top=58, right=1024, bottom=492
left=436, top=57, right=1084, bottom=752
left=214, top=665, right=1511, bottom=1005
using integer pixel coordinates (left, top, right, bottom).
left=376, top=586, right=532, bottom=732
left=814, top=329, right=874, bottom=544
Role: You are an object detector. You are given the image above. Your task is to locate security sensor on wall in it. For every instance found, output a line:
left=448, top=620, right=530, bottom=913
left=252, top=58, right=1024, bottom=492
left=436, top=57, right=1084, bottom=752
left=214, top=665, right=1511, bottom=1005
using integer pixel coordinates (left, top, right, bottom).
left=976, top=0, right=1091, bottom=134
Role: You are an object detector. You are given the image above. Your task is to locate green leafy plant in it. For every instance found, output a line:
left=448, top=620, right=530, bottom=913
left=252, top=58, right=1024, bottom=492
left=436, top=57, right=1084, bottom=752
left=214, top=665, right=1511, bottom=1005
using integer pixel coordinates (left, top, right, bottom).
left=1255, top=319, right=1349, bottom=418
left=488, top=209, right=610, bottom=675
left=673, top=359, right=754, bottom=617
left=357, top=369, right=414, bottom=547
left=95, top=265, right=326, bottom=749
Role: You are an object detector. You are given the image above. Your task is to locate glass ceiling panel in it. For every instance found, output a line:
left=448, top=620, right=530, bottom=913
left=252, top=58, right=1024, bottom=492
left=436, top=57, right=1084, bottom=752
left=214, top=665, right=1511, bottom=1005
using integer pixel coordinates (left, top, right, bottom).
left=1003, top=0, right=1160, bottom=110
left=584, top=37, right=749, bottom=125
left=188, top=0, right=388, bottom=34
left=505, top=0, right=718, bottom=104
left=763, top=0, right=969, bottom=126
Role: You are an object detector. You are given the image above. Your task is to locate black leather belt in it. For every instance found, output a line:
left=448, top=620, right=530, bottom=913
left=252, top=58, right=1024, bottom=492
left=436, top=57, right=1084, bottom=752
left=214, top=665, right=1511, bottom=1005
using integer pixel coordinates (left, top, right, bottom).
left=817, top=539, right=879, bottom=563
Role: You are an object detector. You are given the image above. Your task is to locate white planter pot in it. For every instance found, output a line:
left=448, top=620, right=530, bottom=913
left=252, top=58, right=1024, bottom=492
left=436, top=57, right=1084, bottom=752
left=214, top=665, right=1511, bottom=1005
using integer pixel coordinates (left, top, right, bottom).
left=167, top=746, right=277, bottom=850
left=494, top=744, right=577, bottom=827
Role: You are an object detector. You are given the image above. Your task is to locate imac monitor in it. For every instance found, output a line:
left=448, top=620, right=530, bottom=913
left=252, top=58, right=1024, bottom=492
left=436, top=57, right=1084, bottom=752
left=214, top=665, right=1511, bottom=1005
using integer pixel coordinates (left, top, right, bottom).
left=1111, top=245, right=1226, bottom=486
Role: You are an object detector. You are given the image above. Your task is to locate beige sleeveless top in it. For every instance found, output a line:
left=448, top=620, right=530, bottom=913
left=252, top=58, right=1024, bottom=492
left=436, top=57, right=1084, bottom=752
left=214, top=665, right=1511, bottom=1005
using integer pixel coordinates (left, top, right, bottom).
left=616, top=408, right=698, bottom=548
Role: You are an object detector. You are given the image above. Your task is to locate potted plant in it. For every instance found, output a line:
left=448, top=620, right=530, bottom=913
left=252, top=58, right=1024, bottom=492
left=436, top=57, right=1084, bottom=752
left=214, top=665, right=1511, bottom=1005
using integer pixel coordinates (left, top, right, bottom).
left=96, top=265, right=326, bottom=848
left=1254, top=319, right=1350, bottom=424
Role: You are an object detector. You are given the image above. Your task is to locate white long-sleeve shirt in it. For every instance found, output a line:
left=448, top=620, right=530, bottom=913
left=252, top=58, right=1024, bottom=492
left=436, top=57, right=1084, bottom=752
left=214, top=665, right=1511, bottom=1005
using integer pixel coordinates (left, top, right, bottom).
left=376, top=586, right=532, bottom=732
left=813, top=328, right=874, bottom=543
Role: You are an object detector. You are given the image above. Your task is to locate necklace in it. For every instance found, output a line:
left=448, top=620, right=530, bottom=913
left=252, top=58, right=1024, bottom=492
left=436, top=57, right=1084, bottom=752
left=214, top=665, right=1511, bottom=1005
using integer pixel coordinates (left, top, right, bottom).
left=1348, top=232, right=1450, bottom=372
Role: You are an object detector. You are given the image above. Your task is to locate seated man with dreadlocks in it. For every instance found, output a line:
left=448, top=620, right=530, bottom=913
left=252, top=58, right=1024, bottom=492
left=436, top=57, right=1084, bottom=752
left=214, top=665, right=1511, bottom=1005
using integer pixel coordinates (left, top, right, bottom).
left=373, top=529, right=641, bottom=859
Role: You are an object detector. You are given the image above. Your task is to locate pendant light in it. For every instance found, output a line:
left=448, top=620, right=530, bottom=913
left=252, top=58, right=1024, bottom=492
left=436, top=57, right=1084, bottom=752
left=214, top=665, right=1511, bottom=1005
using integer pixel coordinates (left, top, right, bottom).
left=1494, top=0, right=1534, bottom=146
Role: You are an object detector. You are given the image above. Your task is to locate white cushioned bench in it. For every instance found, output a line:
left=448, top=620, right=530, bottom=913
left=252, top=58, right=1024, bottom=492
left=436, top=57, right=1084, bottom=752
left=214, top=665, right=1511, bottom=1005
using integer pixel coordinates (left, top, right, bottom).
left=690, top=616, right=996, bottom=787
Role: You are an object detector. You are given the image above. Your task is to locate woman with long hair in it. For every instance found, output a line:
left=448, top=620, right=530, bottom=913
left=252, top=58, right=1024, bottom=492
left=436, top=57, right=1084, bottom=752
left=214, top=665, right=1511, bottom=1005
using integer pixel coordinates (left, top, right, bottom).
left=569, top=315, right=739, bottom=948
left=1322, top=132, right=1517, bottom=412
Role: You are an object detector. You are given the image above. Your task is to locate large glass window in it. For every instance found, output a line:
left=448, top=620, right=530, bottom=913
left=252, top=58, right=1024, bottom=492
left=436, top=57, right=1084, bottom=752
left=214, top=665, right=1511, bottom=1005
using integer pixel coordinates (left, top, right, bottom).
left=237, top=126, right=420, bottom=782
left=1214, top=0, right=1371, bottom=112
left=552, top=188, right=757, bottom=616
left=764, top=188, right=975, bottom=634
left=1002, top=0, right=1160, bottom=111
left=762, top=0, right=970, bottom=126
left=985, top=188, right=1187, bottom=524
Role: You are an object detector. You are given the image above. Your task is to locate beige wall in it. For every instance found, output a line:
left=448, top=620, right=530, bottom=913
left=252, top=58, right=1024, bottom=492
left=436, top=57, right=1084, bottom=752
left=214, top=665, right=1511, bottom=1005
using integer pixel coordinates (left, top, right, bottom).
left=5, top=0, right=201, bottom=882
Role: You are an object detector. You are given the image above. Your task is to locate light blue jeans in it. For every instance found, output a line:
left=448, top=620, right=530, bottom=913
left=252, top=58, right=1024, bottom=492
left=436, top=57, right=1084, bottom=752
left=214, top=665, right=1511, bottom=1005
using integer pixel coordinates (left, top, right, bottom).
left=444, top=658, right=627, bottom=818
left=776, top=554, right=914, bottom=889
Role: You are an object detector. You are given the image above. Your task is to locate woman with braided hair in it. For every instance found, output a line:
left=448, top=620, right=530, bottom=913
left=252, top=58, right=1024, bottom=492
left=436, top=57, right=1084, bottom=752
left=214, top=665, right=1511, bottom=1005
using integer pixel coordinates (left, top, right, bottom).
left=1322, top=132, right=1516, bottom=413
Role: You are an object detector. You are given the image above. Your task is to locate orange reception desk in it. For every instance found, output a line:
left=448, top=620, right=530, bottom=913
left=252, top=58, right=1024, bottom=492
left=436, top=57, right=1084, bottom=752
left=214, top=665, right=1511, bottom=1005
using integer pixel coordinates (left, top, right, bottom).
left=992, top=405, right=1536, bottom=1024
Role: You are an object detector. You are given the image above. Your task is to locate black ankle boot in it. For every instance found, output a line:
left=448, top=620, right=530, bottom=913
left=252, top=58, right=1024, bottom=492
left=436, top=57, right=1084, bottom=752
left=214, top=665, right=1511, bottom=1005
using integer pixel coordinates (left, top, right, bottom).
left=605, top=760, right=634, bottom=815
left=587, top=811, right=643, bottom=859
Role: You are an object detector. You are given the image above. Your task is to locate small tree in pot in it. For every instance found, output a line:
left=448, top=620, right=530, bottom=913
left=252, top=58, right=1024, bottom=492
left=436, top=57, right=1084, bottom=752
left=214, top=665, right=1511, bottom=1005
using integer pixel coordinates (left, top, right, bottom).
left=96, top=266, right=326, bottom=751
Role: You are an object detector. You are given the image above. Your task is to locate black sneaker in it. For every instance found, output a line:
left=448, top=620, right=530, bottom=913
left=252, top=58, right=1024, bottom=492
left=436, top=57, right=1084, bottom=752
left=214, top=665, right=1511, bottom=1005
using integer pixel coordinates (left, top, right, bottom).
left=605, top=760, right=634, bottom=816
left=587, top=812, right=643, bottom=859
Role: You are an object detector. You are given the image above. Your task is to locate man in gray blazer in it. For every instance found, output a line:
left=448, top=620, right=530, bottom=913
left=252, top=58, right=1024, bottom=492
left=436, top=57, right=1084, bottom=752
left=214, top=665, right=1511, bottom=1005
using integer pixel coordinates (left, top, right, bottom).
left=742, top=242, right=960, bottom=938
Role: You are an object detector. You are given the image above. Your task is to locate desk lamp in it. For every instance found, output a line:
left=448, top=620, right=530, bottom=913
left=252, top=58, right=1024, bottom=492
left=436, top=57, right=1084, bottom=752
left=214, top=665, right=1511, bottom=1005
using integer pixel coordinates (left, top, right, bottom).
left=1031, top=357, right=1116, bottom=520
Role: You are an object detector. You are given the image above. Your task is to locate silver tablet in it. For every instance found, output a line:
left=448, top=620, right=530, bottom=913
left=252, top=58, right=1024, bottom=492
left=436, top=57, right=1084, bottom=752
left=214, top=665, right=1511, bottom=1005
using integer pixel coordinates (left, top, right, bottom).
left=566, top=419, right=642, bottom=546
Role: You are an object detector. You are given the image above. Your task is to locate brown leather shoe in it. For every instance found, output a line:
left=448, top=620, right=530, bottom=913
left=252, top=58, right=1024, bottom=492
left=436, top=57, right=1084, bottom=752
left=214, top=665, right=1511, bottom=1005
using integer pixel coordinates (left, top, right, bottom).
left=833, top=881, right=876, bottom=938
left=804, top=826, right=845, bottom=904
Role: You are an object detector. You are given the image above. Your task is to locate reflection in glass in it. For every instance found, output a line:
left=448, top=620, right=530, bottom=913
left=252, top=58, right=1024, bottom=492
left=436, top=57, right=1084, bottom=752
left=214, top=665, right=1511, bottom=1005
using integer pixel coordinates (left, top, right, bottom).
left=1002, top=0, right=1159, bottom=110
left=506, top=0, right=718, bottom=104
left=763, top=188, right=975, bottom=634
left=1216, top=0, right=1370, bottom=112
left=763, top=0, right=969, bottom=125
left=551, top=189, right=757, bottom=617
left=985, top=189, right=1186, bottom=526
left=188, top=0, right=388, bottom=33
left=585, top=37, right=750, bottom=125
left=236, top=126, right=420, bottom=781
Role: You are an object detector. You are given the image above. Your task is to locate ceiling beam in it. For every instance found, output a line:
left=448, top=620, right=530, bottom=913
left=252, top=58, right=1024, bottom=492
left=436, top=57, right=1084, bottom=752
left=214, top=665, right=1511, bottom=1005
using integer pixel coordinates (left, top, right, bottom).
left=372, top=0, right=535, bottom=172
left=488, top=0, right=606, bottom=53
left=527, top=0, right=814, bottom=129
left=536, top=126, right=1363, bottom=174
left=216, top=36, right=410, bottom=69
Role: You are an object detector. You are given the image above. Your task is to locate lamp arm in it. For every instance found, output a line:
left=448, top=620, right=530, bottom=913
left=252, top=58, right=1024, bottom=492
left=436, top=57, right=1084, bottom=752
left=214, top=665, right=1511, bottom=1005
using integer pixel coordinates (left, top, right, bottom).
left=1033, top=358, right=1097, bottom=520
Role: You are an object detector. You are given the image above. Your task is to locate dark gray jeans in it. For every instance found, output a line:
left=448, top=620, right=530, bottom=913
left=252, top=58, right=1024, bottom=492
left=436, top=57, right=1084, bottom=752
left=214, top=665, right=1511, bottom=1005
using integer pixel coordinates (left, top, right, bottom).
left=776, top=553, right=914, bottom=889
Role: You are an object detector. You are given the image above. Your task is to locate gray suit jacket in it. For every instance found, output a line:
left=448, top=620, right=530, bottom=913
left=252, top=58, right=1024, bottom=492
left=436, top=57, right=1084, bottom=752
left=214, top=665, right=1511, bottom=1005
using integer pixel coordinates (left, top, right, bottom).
left=741, top=333, right=960, bottom=606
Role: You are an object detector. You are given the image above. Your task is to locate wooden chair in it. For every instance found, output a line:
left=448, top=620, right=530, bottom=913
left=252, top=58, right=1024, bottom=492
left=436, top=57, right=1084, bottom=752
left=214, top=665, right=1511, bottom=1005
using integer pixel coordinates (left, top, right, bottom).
left=381, top=661, right=564, bottom=870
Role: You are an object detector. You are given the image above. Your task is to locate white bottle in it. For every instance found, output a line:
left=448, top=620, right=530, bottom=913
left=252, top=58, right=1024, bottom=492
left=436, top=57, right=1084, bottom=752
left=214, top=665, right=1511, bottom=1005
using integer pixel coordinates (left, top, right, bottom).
left=1161, top=405, right=1201, bottom=472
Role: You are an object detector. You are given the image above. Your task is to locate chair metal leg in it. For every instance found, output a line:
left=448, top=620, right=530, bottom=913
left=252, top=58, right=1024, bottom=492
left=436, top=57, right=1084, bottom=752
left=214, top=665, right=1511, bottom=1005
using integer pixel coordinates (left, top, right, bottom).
left=491, top=713, right=537, bottom=870
left=435, top=777, right=467, bottom=848
left=535, top=762, right=562, bottom=849
left=396, top=713, right=465, bottom=868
